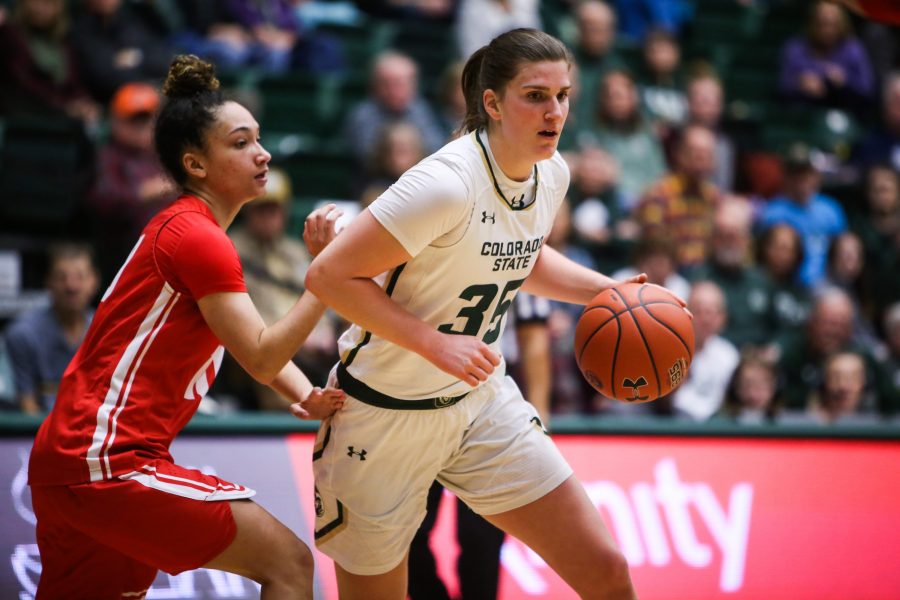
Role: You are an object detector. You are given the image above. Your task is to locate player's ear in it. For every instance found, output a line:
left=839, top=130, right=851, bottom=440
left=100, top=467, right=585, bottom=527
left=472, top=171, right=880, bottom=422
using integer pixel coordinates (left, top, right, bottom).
left=182, top=152, right=206, bottom=179
left=483, top=89, right=502, bottom=121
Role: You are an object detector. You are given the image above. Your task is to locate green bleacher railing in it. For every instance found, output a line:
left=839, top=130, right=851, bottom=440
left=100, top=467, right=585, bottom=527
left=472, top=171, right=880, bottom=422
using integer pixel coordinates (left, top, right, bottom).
left=2, top=412, right=899, bottom=440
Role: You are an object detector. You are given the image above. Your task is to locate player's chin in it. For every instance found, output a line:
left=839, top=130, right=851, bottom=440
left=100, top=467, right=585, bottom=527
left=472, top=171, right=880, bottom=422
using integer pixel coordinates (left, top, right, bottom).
left=535, top=135, right=559, bottom=155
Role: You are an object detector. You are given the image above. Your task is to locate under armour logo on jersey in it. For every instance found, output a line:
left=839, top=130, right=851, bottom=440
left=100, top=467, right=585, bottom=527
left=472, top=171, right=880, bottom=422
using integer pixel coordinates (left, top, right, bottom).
left=183, top=346, right=225, bottom=401
left=481, top=211, right=495, bottom=224
left=510, top=194, right=526, bottom=208
left=347, top=446, right=367, bottom=461
left=622, top=376, right=649, bottom=402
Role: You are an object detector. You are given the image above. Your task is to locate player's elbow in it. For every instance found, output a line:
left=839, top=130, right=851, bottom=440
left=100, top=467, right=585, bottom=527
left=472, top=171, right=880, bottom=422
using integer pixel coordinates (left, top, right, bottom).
left=242, top=352, right=281, bottom=385
left=305, top=259, right=331, bottom=302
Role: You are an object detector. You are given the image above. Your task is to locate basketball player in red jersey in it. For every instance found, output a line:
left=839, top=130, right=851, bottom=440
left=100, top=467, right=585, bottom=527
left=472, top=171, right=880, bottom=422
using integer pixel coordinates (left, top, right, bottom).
left=28, top=55, right=345, bottom=599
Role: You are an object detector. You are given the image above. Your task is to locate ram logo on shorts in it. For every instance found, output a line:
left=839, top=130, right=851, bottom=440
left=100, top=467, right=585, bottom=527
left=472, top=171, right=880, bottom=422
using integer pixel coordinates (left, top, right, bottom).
left=433, top=396, right=455, bottom=408
left=314, top=487, right=324, bottom=517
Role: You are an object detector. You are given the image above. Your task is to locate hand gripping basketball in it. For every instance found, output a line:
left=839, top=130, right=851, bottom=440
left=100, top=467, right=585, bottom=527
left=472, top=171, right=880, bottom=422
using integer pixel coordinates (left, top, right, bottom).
left=574, top=282, right=694, bottom=403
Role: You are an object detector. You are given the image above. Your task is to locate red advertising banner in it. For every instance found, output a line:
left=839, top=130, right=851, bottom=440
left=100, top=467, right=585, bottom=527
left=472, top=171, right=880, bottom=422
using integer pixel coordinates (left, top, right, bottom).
left=287, top=434, right=900, bottom=600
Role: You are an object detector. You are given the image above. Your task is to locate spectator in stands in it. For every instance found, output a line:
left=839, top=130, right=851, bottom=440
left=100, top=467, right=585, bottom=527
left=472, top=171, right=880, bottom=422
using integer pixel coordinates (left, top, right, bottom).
left=567, top=145, right=634, bottom=271
left=819, top=231, right=877, bottom=346
left=358, top=121, right=426, bottom=199
left=756, top=223, right=811, bottom=342
left=171, top=0, right=250, bottom=71
left=852, top=165, right=900, bottom=322
left=803, top=351, right=877, bottom=424
left=853, top=165, right=900, bottom=266
left=635, top=124, right=720, bottom=271
left=342, top=50, right=445, bottom=164
left=435, top=60, right=467, bottom=137
left=778, top=0, right=875, bottom=115
left=4, top=243, right=99, bottom=414
left=456, top=0, right=542, bottom=59
left=0, top=0, right=100, bottom=125
left=0, top=338, right=16, bottom=411
left=635, top=28, right=686, bottom=131
left=873, top=302, right=900, bottom=416
left=225, top=0, right=344, bottom=74
left=716, top=355, right=783, bottom=425
left=87, top=82, right=177, bottom=284
left=70, top=0, right=173, bottom=103
left=611, top=0, right=688, bottom=43
left=672, top=280, right=740, bottom=422
left=570, top=1, right=624, bottom=128
left=581, top=69, right=666, bottom=211
left=356, top=0, right=455, bottom=22
left=612, top=235, right=690, bottom=303
left=776, top=287, right=870, bottom=409
left=758, top=142, right=847, bottom=288
left=689, top=198, right=776, bottom=351
left=225, top=168, right=338, bottom=410
left=854, top=74, right=900, bottom=172
left=678, top=72, right=734, bottom=190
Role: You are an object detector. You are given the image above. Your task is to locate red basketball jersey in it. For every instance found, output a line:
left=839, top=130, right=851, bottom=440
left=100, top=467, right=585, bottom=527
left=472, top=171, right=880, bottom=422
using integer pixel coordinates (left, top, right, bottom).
left=29, top=195, right=247, bottom=486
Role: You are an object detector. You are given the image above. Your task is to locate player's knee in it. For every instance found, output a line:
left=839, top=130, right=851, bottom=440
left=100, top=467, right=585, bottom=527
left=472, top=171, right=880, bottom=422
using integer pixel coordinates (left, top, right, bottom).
left=258, top=537, right=313, bottom=587
left=282, top=538, right=314, bottom=581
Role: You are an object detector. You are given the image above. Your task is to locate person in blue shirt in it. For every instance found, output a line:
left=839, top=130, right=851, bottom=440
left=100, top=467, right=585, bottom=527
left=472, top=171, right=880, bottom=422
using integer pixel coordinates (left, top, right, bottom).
left=758, top=143, right=847, bottom=288
left=4, top=243, right=99, bottom=413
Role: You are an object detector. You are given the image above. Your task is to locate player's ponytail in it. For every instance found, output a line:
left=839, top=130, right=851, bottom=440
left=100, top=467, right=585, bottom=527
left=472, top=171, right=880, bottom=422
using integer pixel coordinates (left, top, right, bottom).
left=458, top=28, right=573, bottom=135
left=460, top=46, right=490, bottom=135
left=155, top=55, right=226, bottom=186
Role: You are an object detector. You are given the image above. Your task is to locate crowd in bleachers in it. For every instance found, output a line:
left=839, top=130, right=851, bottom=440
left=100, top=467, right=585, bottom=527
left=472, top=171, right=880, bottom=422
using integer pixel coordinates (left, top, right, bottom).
left=1, top=0, right=899, bottom=426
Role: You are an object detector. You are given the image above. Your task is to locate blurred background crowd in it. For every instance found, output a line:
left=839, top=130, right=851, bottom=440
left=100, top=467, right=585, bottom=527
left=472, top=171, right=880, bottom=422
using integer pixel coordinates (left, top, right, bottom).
left=1, top=0, right=899, bottom=428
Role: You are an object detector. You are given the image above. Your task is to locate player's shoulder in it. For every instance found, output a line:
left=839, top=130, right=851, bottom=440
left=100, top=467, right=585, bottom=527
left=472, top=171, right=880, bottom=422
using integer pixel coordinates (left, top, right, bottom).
left=426, top=132, right=482, bottom=174
left=538, top=151, right=571, bottom=192
left=396, top=135, right=478, bottom=198
left=155, top=197, right=222, bottom=236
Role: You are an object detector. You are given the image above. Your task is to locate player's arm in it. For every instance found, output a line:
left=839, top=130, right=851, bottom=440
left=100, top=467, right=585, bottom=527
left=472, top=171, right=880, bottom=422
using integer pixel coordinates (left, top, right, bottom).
left=198, top=205, right=343, bottom=382
left=305, top=210, right=500, bottom=387
left=199, top=289, right=330, bottom=385
left=522, top=245, right=646, bottom=304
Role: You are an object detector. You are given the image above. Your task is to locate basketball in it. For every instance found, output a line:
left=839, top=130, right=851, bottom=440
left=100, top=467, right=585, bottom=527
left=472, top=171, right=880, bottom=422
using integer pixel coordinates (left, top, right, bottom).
left=574, top=283, right=694, bottom=403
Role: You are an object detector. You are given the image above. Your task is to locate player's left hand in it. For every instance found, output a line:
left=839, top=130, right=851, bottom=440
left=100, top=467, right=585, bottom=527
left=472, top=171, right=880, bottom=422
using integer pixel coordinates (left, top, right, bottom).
left=622, top=272, right=648, bottom=285
left=619, top=273, right=691, bottom=314
left=290, top=386, right=345, bottom=420
left=303, top=204, right=344, bottom=256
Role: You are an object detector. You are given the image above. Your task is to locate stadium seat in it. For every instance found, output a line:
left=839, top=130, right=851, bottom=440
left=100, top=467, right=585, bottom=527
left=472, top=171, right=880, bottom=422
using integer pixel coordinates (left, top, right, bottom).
left=0, top=116, right=94, bottom=234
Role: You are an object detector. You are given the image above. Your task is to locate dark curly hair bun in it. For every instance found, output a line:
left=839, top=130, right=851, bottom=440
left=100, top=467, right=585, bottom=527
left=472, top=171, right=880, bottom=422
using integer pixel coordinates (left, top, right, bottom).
left=162, top=55, right=220, bottom=99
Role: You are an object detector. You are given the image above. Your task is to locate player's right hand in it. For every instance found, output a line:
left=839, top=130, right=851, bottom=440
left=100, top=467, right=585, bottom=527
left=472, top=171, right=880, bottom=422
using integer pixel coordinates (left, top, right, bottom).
left=427, top=334, right=502, bottom=387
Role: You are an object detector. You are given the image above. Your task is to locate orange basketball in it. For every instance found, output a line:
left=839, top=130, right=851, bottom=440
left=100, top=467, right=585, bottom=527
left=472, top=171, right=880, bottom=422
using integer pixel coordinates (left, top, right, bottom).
left=574, top=282, right=694, bottom=403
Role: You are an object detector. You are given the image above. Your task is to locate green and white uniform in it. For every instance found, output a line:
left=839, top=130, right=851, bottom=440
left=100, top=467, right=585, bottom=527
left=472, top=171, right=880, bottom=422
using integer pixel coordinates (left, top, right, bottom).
left=313, top=131, right=574, bottom=575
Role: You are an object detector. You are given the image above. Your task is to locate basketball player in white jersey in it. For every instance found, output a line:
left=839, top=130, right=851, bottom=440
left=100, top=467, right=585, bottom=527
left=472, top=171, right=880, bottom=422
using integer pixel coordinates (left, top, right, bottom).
left=306, top=29, right=645, bottom=599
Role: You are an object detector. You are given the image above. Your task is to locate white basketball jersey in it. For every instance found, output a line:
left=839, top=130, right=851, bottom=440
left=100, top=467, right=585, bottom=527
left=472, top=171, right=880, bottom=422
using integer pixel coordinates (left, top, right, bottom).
left=338, top=131, right=569, bottom=400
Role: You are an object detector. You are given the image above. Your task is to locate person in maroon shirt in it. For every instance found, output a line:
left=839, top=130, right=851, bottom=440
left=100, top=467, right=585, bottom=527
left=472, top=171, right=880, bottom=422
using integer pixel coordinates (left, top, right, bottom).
left=0, top=0, right=99, bottom=123
left=28, top=55, right=344, bottom=599
left=87, top=82, right=179, bottom=283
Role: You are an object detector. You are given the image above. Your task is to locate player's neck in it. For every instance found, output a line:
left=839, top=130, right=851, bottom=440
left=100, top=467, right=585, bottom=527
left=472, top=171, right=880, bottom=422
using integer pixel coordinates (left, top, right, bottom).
left=184, top=186, right=240, bottom=230
left=485, top=130, right=533, bottom=182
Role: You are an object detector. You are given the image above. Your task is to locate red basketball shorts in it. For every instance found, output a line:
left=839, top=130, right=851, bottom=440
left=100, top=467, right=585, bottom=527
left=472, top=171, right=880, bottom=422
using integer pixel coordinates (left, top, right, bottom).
left=31, top=460, right=253, bottom=600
